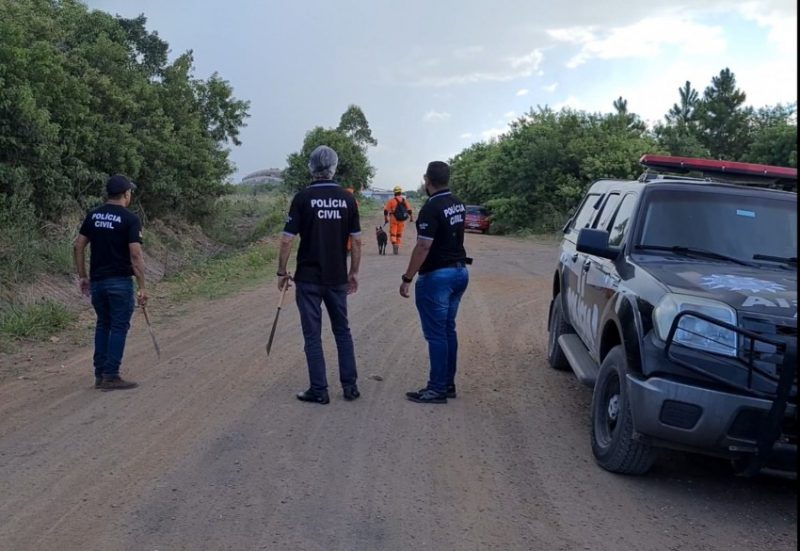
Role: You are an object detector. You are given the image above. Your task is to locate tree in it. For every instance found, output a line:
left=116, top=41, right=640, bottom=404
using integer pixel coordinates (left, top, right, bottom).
left=336, top=105, right=378, bottom=149
left=449, top=106, right=660, bottom=234
left=741, top=103, right=797, bottom=167
left=666, top=81, right=700, bottom=126
left=695, top=68, right=752, bottom=160
left=656, top=80, right=706, bottom=157
left=0, top=0, right=250, bottom=226
left=611, top=96, right=646, bottom=133
left=284, top=126, right=375, bottom=192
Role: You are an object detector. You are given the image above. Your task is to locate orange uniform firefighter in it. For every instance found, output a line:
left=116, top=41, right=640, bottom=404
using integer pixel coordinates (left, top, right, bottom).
left=384, top=186, right=413, bottom=255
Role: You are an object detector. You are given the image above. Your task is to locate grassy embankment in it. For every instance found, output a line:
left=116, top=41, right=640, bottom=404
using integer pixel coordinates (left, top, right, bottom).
left=0, top=190, right=290, bottom=351
left=0, top=191, right=383, bottom=352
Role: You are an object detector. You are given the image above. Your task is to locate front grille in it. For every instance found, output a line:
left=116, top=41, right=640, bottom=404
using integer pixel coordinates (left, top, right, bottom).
left=728, top=408, right=798, bottom=444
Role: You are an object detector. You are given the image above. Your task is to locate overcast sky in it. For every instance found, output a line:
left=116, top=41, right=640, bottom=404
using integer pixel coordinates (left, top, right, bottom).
left=87, top=0, right=797, bottom=190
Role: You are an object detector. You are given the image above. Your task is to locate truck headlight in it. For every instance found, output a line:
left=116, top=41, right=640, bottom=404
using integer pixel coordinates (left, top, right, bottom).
left=653, top=294, right=738, bottom=357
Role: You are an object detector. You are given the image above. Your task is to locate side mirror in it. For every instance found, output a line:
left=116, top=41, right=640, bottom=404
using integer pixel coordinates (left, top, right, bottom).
left=577, top=228, right=619, bottom=260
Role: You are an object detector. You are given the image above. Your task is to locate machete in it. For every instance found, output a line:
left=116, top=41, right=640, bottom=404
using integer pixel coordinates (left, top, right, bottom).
left=141, top=304, right=161, bottom=360
left=267, top=277, right=291, bottom=356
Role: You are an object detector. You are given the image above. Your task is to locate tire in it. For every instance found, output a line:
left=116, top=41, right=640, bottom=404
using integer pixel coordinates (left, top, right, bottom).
left=590, top=346, right=657, bottom=475
left=547, top=293, right=574, bottom=371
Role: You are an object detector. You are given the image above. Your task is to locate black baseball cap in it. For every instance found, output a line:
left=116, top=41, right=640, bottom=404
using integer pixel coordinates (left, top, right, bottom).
left=106, top=174, right=137, bottom=195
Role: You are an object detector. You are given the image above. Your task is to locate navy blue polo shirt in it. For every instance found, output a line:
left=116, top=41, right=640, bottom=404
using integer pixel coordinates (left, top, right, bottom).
left=283, top=181, right=361, bottom=285
left=416, top=189, right=467, bottom=274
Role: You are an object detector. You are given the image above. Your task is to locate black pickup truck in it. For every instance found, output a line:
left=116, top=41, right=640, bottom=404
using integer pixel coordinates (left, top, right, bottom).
left=547, top=155, right=797, bottom=476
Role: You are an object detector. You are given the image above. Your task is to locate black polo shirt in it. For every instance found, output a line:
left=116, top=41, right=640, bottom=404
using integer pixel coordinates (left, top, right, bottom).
left=78, top=204, right=143, bottom=281
left=283, top=181, right=361, bottom=285
left=416, top=189, right=467, bottom=274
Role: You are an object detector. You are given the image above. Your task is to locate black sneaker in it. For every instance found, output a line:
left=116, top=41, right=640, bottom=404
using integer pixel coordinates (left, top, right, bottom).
left=343, top=385, right=361, bottom=401
left=99, top=376, right=139, bottom=391
left=296, top=389, right=330, bottom=405
left=406, top=388, right=447, bottom=404
left=446, top=385, right=457, bottom=399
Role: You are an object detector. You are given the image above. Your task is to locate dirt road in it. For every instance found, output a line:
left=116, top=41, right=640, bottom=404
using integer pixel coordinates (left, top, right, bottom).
left=0, top=231, right=795, bottom=551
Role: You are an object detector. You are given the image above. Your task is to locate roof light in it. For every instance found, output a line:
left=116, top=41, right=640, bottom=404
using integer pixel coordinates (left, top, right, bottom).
left=639, top=154, right=797, bottom=181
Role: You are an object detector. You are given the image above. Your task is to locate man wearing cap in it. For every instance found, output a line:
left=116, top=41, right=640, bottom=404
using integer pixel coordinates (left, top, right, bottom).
left=74, top=175, right=148, bottom=390
left=277, top=145, right=362, bottom=404
left=384, top=185, right=414, bottom=255
left=399, top=161, right=469, bottom=404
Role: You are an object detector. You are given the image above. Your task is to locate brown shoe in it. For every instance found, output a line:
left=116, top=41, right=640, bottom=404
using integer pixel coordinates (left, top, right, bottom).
left=100, top=376, right=139, bottom=391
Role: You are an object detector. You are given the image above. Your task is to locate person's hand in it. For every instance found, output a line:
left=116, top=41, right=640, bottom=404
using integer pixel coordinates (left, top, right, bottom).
left=278, top=273, right=293, bottom=292
left=348, top=273, right=359, bottom=295
left=137, top=289, right=149, bottom=307
left=79, top=277, right=90, bottom=297
left=399, top=281, right=411, bottom=298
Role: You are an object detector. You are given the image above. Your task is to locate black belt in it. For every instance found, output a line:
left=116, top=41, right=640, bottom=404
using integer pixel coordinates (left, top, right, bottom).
left=442, top=261, right=467, bottom=268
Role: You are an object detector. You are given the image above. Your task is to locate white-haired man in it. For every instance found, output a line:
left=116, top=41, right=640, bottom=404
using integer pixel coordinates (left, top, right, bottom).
left=277, top=145, right=362, bottom=404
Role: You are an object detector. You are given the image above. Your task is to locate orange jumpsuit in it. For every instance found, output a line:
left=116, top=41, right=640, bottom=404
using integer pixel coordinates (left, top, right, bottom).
left=384, top=196, right=413, bottom=247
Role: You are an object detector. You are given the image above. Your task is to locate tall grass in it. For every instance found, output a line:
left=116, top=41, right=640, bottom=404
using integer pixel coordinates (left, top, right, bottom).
left=167, top=243, right=277, bottom=301
left=202, top=192, right=289, bottom=247
left=0, top=217, right=79, bottom=286
left=0, top=300, right=76, bottom=339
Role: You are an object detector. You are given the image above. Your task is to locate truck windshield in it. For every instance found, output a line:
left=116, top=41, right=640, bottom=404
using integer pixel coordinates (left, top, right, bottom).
left=636, top=189, right=797, bottom=264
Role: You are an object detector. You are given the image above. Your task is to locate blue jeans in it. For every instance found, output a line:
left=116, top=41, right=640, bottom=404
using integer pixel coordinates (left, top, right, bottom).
left=90, top=277, right=135, bottom=378
left=415, top=267, right=469, bottom=395
left=295, top=282, right=358, bottom=393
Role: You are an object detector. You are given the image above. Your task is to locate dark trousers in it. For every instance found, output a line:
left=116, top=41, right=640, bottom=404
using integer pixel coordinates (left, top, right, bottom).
left=295, top=282, right=358, bottom=393
left=90, top=276, right=135, bottom=378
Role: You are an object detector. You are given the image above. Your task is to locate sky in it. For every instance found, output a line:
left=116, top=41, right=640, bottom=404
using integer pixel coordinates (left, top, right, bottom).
left=86, top=0, right=797, bottom=190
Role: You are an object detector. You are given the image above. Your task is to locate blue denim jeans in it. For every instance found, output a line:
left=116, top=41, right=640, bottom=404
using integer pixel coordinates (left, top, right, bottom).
left=90, top=277, right=135, bottom=378
left=295, top=282, right=358, bottom=393
left=415, top=267, right=469, bottom=395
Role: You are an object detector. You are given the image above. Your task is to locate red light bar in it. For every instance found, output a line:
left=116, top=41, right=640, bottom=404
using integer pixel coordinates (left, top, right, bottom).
left=640, top=154, right=797, bottom=181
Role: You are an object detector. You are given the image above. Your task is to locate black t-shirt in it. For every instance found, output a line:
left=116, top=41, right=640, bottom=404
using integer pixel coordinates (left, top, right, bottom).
left=416, top=189, right=467, bottom=274
left=78, top=204, right=143, bottom=281
left=283, top=181, right=361, bottom=285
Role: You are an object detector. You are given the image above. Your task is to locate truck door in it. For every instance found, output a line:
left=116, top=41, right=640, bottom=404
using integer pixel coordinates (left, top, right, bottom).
left=583, top=193, right=638, bottom=356
left=562, top=193, right=602, bottom=345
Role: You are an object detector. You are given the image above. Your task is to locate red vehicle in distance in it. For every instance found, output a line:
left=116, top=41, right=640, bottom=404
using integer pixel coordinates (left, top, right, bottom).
left=465, top=205, right=491, bottom=234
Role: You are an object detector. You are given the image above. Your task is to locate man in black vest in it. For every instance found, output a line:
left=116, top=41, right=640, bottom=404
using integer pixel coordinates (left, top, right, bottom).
left=74, top=175, right=148, bottom=390
left=399, top=161, right=469, bottom=404
left=277, top=146, right=362, bottom=404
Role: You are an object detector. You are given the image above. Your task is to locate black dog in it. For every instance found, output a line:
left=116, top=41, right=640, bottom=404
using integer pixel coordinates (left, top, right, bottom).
left=376, top=226, right=388, bottom=255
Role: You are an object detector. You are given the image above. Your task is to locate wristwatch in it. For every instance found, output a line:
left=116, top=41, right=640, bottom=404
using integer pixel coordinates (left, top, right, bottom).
left=401, top=274, right=413, bottom=283
left=277, top=271, right=288, bottom=277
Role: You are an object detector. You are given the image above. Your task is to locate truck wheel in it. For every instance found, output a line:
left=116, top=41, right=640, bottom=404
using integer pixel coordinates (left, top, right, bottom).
left=591, top=345, right=656, bottom=475
left=547, top=293, right=573, bottom=371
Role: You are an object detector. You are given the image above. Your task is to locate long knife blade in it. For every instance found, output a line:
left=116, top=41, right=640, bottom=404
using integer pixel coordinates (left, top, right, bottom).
left=266, top=281, right=290, bottom=356
left=141, top=305, right=161, bottom=359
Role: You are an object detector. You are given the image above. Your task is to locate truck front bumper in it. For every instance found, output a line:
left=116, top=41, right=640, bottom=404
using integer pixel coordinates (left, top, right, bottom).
left=627, top=374, right=797, bottom=469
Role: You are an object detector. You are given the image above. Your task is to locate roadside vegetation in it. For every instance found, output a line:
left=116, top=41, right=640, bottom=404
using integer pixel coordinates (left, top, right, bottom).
left=450, top=69, right=797, bottom=234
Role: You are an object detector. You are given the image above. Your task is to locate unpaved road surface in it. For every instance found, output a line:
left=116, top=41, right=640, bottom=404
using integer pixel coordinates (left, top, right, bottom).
left=0, top=231, right=795, bottom=551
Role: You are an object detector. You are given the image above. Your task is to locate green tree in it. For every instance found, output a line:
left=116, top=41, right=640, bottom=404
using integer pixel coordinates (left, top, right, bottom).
left=695, top=68, right=752, bottom=160
left=666, top=81, right=700, bottom=126
left=449, top=106, right=660, bottom=234
left=336, top=104, right=378, bottom=149
left=284, top=126, right=375, bottom=192
left=741, top=103, right=797, bottom=167
left=0, top=0, right=249, bottom=222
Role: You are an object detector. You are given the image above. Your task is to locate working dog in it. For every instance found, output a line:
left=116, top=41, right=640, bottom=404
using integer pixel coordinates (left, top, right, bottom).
left=376, top=226, right=388, bottom=255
